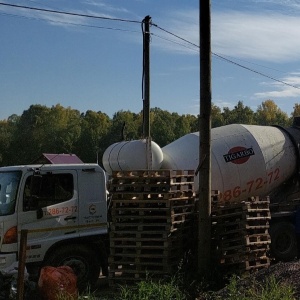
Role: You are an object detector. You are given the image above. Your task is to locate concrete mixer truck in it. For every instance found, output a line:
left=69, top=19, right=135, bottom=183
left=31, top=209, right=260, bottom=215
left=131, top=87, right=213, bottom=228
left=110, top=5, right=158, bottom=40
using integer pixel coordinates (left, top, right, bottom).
left=161, top=117, right=300, bottom=262
left=103, top=117, right=300, bottom=262
left=0, top=118, right=300, bottom=287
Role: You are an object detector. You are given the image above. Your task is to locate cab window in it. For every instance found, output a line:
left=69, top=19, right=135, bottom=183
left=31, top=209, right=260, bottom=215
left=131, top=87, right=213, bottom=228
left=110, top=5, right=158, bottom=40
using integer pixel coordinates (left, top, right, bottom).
left=0, top=171, right=21, bottom=216
left=23, top=173, right=74, bottom=211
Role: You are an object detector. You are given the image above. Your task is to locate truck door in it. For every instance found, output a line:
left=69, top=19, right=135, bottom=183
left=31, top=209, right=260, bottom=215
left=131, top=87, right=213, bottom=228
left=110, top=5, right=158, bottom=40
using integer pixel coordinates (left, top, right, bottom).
left=78, top=167, right=107, bottom=236
left=17, top=170, right=79, bottom=263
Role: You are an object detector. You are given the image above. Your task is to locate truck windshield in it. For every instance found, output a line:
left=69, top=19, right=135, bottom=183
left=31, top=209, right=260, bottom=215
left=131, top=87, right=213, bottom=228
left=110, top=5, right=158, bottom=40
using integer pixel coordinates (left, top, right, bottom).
left=0, top=171, right=22, bottom=216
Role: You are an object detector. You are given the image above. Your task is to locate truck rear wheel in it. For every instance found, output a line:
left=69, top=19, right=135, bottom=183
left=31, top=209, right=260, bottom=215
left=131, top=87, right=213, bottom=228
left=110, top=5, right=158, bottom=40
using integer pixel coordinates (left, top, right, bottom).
left=43, top=244, right=100, bottom=292
left=270, top=222, right=297, bottom=261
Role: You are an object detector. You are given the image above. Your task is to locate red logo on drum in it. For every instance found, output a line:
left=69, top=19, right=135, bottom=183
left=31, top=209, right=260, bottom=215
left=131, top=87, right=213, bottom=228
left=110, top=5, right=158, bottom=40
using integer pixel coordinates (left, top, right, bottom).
left=223, top=147, right=255, bottom=164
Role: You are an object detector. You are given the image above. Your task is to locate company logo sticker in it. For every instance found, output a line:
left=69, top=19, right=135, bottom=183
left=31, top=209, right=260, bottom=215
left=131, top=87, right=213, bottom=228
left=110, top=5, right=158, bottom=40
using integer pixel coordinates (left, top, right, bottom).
left=89, top=204, right=97, bottom=215
left=223, top=147, right=255, bottom=164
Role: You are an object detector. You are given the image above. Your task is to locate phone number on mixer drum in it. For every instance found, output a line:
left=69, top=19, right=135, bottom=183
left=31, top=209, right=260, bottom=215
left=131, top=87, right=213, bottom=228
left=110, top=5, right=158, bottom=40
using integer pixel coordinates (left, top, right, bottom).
left=219, top=168, right=280, bottom=202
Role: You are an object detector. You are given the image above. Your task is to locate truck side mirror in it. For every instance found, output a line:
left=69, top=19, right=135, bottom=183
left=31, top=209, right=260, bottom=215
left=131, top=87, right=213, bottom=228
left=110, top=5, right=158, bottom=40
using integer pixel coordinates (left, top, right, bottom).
left=36, top=208, right=43, bottom=219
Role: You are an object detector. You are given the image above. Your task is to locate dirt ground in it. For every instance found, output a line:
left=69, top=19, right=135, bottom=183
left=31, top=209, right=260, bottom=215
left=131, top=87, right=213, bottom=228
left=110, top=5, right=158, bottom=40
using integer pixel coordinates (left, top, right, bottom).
left=93, top=261, right=300, bottom=299
left=93, top=276, right=116, bottom=299
left=211, top=260, right=300, bottom=299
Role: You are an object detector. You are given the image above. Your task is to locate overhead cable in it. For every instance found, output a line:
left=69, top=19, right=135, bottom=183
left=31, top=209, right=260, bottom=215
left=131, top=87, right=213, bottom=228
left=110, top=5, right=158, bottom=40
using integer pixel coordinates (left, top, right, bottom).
left=152, top=23, right=300, bottom=90
left=0, top=2, right=140, bottom=23
left=1, top=2, right=299, bottom=90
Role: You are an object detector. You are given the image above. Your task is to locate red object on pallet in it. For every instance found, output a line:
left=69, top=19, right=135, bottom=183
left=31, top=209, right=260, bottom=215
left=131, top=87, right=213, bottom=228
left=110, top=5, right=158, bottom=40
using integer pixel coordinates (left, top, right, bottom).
left=38, top=266, right=78, bottom=300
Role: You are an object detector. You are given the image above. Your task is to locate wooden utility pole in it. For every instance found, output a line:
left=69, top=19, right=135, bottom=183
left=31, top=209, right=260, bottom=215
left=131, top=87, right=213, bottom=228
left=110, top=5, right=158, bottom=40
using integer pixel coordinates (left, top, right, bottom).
left=17, top=229, right=28, bottom=300
left=142, top=15, right=151, bottom=139
left=198, top=0, right=212, bottom=273
left=142, top=15, right=152, bottom=170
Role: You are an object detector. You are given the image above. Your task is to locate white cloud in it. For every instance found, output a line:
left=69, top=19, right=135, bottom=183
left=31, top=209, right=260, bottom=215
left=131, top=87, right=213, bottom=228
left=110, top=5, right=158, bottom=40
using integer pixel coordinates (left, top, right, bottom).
left=154, top=7, right=300, bottom=63
left=83, top=0, right=129, bottom=14
left=255, top=73, right=300, bottom=98
left=0, top=1, right=123, bottom=29
left=151, top=10, right=199, bottom=55
left=212, top=11, right=300, bottom=62
left=0, top=3, right=89, bottom=28
left=213, top=99, right=235, bottom=110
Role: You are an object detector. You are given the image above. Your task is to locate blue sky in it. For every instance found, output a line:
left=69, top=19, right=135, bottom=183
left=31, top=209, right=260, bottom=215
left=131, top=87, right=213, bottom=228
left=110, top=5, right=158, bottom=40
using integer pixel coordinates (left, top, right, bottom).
left=1, top=0, right=300, bottom=121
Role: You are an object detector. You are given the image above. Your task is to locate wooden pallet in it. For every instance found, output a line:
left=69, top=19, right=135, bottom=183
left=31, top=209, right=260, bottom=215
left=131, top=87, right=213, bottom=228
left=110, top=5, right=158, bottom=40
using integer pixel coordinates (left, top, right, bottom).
left=108, top=170, right=196, bottom=285
left=219, top=234, right=271, bottom=249
left=110, top=190, right=195, bottom=201
left=109, top=169, right=195, bottom=194
left=221, top=256, right=270, bottom=272
left=219, top=250, right=268, bottom=264
left=112, top=169, right=194, bottom=179
left=110, top=239, right=184, bottom=250
left=211, top=196, right=271, bottom=273
left=109, top=183, right=194, bottom=193
left=215, top=243, right=270, bottom=257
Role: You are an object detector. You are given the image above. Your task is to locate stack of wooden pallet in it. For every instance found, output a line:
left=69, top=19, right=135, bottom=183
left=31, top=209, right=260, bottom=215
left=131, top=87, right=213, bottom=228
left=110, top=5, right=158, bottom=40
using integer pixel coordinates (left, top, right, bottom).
left=211, top=196, right=271, bottom=273
left=108, top=170, right=196, bottom=285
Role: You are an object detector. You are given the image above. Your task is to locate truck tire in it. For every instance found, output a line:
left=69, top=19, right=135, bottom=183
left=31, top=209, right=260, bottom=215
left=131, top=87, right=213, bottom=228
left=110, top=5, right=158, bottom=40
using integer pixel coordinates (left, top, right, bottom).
left=43, top=244, right=100, bottom=292
left=270, top=222, right=297, bottom=261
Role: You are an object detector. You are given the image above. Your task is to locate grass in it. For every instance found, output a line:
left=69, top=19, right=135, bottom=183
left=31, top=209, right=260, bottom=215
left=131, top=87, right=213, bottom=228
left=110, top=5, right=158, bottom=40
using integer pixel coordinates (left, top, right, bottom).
left=117, top=277, right=186, bottom=300
left=52, top=254, right=297, bottom=300
left=210, top=274, right=296, bottom=300
left=53, top=273, right=296, bottom=300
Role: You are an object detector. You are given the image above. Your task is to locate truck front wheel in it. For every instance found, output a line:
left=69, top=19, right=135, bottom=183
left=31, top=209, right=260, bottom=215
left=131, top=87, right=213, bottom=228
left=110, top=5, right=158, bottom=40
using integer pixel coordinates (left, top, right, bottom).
left=270, top=222, right=297, bottom=261
left=43, top=244, right=100, bottom=292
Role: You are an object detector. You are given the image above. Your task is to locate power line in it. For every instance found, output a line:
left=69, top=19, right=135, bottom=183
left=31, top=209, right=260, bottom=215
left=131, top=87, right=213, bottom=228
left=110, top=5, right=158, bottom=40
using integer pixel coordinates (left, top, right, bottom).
left=152, top=23, right=300, bottom=90
left=151, top=32, right=199, bottom=53
left=0, top=11, right=140, bottom=33
left=152, top=23, right=199, bottom=48
left=1, top=1, right=299, bottom=90
left=213, top=53, right=300, bottom=90
left=0, top=2, right=141, bottom=24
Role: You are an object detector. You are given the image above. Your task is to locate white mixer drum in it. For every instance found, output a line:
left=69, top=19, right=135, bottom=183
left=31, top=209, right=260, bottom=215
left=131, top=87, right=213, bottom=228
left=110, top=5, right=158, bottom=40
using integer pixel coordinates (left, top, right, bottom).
left=102, top=139, right=163, bottom=175
left=162, top=124, right=297, bottom=202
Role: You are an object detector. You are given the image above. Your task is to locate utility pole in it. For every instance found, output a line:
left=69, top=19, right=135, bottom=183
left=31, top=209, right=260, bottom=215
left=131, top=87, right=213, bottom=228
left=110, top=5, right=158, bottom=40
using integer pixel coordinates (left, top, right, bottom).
left=198, top=0, right=212, bottom=273
left=142, top=15, right=151, bottom=139
left=142, top=15, right=152, bottom=170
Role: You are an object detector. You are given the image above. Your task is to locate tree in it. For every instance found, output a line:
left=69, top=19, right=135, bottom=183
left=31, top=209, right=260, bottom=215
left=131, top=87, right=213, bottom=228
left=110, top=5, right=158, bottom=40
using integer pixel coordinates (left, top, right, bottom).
left=10, top=104, right=51, bottom=164
left=173, top=114, right=191, bottom=140
left=108, top=110, right=141, bottom=144
left=45, top=104, right=82, bottom=154
left=211, top=104, right=224, bottom=128
left=75, top=110, right=111, bottom=163
left=150, top=108, right=177, bottom=147
left=290, top=103, right=300, bottom=125
left=8, top=104, right=82, bottom=164
left=255, top=100, right=289, bottom=127
left=0, top=119, right=17, bottom=166
left=229, top=101, right=255, bottom=124
left=221, top=101, right=255, bottom=125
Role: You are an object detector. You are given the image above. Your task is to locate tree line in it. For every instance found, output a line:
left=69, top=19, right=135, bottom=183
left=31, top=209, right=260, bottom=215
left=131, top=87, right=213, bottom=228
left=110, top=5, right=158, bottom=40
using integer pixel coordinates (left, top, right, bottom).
left=0, top=100, right=299, bottom=167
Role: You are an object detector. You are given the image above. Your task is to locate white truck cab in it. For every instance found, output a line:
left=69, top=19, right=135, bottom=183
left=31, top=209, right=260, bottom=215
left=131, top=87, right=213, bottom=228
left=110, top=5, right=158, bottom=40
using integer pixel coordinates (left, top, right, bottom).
left=0, top=163, right=108, bottom=290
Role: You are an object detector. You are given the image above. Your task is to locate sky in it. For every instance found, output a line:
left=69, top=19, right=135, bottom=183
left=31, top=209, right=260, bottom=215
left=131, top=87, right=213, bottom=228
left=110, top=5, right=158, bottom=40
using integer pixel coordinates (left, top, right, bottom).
left=1, top=0, right=300, bottom=121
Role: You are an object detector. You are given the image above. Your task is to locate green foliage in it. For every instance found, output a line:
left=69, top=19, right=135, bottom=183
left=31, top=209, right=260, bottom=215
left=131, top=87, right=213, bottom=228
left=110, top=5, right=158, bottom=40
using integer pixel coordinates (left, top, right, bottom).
left=0, top=99, right=298, bottom=166
left=117, top=277, right=186, bottom=300
left=255, top=100, right=290, bottom=127
left=212, top=275, right=295, bottom=300
left=75, top=110, right=111, bottom=163
left=150, top=107, right=177, bottom=146
left=211, top=104, right=223, bottom=128
left=110, top=110, right=142, bottom=142
left=223, top=101, right=256, bottom=125
left=250, top=275, right=295, bottom=300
